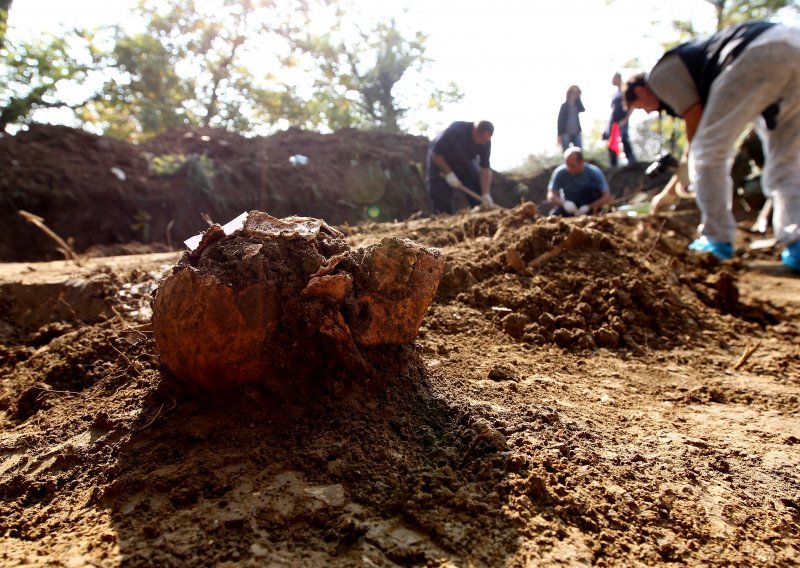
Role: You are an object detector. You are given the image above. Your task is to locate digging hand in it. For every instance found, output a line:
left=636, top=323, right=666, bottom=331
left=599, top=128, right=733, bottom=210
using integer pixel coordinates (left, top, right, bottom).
left=445, top=172, right=462, bottom=188
left=577, top=204, right=591, bottom=215
left=482, top=193, right=494, bottom=207
left=563, top=200, right=578, bottom=215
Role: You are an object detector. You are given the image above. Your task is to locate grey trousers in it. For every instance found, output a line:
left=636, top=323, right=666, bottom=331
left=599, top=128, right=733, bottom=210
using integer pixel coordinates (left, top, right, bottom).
left=690, top=25, right=800, bottom=245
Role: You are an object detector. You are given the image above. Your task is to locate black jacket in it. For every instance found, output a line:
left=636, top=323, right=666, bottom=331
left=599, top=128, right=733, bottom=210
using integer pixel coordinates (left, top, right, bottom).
left=663, top=21, right=774, bottom=109
left=557, top=99, right=585, bottom=136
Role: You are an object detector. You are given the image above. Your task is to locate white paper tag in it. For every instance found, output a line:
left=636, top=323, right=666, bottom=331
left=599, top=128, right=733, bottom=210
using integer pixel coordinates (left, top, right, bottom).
left=184, top=211, right=250, bottom=251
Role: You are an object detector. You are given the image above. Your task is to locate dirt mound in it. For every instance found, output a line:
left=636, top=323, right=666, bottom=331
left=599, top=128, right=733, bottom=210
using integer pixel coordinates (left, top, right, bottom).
left=140, top=126, right=436, bottom=224
left=1, top=125, right=667, bottom=263
left=0, top=321, right=523, bottom=565
left=349, top=207, right=786, bottom=353
left=1, top=125, right=436, bottom=262
left=1, top=126, right=150, bottom=262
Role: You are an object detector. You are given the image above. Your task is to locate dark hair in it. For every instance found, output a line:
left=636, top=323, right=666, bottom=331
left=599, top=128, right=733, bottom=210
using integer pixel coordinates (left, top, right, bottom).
left=623, top=73, right=647, bottom=108
left=565, top=85, right=581, bottom=100
left=475, top=120, right=494, bottom=135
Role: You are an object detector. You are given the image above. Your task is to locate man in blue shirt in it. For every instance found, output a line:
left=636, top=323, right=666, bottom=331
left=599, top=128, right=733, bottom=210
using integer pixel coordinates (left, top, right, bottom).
left=547, top=147, right=611, bottom=216
left=427, top=120, right=494, bottom=214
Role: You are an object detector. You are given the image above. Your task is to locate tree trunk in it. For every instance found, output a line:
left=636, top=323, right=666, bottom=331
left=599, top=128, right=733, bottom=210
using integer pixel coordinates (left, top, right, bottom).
left=0, top=0, right=12, bottom=48
left=714, top=0, right=726, bottom=30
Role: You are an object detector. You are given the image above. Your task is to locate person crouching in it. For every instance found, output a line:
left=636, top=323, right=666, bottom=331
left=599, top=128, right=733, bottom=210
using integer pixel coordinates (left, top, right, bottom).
left=547, top=147, right=612, bottom=216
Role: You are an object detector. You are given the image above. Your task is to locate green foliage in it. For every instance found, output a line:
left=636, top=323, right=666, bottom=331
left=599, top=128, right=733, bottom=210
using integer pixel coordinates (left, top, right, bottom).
left=80, top=0, right=294, bottom=139
left=131, top=210, right=152, bottom=243
left=287, top=6, right=462, bottom=132
left=2, top=0, right=461, bottom=138
left=83, top=32, right=194, bottom=139
left=513, top=183, right=531, bottom=199
left=632, top=115, right=686, bottom=162
left=710, top=0, right=798, bottom=30
left=508, top=152, right=562, bottom=177
left=0, top=31, right=97, bottom=131
left=670, top=0, right=798, bottom=44
left=183, top=154, right=217, bottom=196
left=149, top=153, right=194, bottom=176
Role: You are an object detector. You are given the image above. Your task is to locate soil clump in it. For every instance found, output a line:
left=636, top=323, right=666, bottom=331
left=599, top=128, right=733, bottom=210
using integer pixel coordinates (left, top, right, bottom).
left=152, top=211, right=444, bottom=392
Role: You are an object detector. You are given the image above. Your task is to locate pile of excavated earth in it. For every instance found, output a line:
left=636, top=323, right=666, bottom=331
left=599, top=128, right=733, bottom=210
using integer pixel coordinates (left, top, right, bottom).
left=0, top=125, right=432, bottom=262
left=0, top=125, right=673, bottom=263
left=1, top=192, right=798, bottom=565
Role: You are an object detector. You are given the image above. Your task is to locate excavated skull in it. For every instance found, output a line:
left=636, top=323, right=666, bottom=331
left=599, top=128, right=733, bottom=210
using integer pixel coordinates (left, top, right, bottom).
left=152, top=211, right=445, bottom=390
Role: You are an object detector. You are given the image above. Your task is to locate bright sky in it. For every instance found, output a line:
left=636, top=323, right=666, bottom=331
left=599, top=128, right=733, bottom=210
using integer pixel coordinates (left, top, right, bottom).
left=3, top=0, right=738, bottom=169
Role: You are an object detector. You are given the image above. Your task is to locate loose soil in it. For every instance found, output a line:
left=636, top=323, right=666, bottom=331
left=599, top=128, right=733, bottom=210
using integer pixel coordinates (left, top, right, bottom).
left=1, top=201, right=798, bottom=566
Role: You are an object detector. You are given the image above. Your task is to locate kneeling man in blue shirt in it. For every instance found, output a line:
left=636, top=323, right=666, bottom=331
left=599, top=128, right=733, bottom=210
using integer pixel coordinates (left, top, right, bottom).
left=547, top=147, right=611, bottom=216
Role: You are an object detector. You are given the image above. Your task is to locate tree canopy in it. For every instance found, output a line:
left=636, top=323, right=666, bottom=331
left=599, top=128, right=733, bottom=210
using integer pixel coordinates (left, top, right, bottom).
left=0, top=0, right=459, bottom=138
left=671, top=0, right=799, bottom=40
left=79, top=0, right=302, bottom=139
left=287, top=13, right=461, bottom=132
left=0, top=31, right=98, bottom=131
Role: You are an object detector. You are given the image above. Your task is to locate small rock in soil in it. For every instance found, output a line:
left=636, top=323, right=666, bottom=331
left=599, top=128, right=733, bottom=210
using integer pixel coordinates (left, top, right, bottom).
left=488, top=364, right=519, bottom=382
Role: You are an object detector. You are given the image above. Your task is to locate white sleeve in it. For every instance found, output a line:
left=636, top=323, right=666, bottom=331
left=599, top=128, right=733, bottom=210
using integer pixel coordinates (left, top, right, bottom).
left=647, top=54, right=701, bottom=116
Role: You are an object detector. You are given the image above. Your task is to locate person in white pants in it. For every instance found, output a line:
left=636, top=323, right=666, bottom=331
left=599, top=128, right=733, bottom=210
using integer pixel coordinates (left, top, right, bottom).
left=624, top=22, right=800, bottom=272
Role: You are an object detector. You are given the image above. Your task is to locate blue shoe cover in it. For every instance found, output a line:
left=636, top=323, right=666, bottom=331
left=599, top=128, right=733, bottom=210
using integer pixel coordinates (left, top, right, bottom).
left=782, top=241, right=800, bottom=272
left=688, top=237, right=733, bottom=260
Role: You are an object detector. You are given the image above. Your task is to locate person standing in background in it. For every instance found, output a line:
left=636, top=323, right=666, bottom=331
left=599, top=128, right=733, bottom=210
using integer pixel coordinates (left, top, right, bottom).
left=557, top=85, right=584, bottom=152
left=606, top=72, right=636, bottom=166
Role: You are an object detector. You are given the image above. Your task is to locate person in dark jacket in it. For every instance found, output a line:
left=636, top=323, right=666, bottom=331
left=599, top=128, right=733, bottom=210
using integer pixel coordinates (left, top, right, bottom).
left=605, top=72, right=636, bottom=166
left=426, top=120, right=494, bottom=214
left=557, top=85, right=584, bottom=152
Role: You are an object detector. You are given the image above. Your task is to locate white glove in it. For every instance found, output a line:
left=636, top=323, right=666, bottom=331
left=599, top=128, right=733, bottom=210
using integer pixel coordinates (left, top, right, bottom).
left=577, top=204, right=591, bottom=215
left=563, top=200, right=578, bottom=214
left=445, top=172, right=461, bottom=188
left=482, top=193, right=494, bottom=206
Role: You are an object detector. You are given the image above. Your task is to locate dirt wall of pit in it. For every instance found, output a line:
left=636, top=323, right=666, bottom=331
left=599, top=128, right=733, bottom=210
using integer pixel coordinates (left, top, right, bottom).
left=0, top=126, right=418, bottom=261
left=1, top=125, right=542, bottom=262
left=3, top=124, right=667, bottom=263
